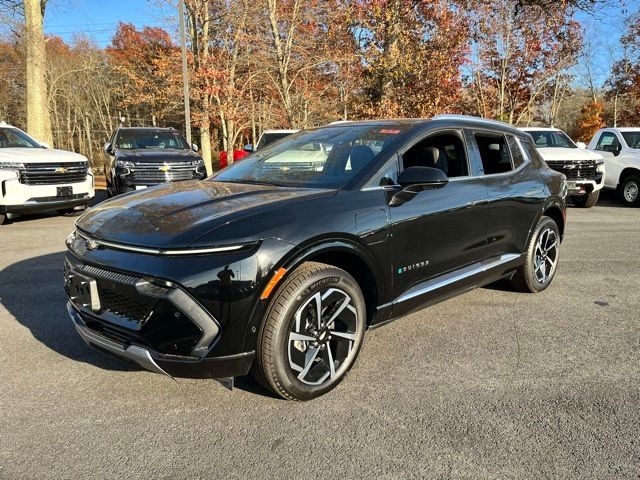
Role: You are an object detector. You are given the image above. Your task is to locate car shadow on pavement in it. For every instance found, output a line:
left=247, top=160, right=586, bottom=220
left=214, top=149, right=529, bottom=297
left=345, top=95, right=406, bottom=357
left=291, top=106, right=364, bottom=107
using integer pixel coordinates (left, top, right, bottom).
left=0, top=250, right=278, bottom=397
left=0, top=251, right=135, bottom=372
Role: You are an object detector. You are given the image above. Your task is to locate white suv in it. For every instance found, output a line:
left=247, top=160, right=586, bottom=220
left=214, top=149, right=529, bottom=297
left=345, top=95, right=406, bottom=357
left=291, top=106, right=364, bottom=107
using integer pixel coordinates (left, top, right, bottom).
left=588, top=128, right=640, bottom=207
left=0, top=122, right=94, bottom=225
left=520, top=127, right=605, bottom=208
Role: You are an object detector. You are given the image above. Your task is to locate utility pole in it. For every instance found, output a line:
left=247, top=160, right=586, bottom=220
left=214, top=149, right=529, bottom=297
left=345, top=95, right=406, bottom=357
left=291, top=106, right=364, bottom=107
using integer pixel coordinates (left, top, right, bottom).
left=178, top=0, right=192, bottom=145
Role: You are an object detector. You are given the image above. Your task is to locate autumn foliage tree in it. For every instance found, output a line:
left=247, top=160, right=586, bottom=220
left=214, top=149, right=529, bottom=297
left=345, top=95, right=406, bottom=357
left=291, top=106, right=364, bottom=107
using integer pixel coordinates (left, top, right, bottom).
left=466, top=0, right=583, bottom=125
left=573, top=99, right=605, bottom=142
left=107, top=23, right=182, bottom=126
left=352, top=0, right=469, bottom=118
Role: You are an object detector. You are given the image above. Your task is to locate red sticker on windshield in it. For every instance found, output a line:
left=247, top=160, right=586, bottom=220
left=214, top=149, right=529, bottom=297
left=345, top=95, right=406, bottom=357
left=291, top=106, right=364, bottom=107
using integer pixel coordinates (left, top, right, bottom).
left=379, top=129, right=400, bottom=134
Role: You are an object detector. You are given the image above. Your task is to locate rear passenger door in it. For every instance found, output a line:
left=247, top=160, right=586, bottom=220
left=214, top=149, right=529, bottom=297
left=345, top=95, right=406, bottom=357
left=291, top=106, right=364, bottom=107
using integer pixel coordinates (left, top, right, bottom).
left=468, top=130, right=543, bottom=259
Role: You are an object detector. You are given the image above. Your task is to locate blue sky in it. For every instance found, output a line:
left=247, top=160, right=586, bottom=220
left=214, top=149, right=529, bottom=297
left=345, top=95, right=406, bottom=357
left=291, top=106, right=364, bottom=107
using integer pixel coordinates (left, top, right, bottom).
left=44, top=0, right=178, bottom=46
left=41, top=0, right=638, bottom=86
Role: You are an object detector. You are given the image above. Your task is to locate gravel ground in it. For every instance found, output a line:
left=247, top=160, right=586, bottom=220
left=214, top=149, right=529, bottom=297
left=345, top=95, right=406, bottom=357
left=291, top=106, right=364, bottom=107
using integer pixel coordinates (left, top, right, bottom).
left=1, top=191, right=639, bottom=479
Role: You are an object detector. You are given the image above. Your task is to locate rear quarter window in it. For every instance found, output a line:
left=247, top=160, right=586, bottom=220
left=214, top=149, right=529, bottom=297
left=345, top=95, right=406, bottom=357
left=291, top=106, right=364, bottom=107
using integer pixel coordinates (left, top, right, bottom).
left=507, top=135, right=526, bottom=168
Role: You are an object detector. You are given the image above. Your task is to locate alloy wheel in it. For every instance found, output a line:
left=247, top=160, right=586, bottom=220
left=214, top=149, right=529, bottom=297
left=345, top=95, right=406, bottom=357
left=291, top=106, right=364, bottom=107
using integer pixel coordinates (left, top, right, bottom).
left=288, top=288, right=359, bottom=386
left=533, top=227, right=558, bottom=284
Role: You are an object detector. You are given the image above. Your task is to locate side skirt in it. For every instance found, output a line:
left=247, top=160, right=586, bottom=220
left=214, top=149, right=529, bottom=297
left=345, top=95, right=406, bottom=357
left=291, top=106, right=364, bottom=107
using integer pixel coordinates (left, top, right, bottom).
left=369, top=253, right=522, bottom=329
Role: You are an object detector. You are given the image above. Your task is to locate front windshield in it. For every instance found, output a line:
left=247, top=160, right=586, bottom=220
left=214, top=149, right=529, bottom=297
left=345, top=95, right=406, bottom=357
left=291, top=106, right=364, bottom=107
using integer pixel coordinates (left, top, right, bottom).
left=528, top=130, right=576, bottom=148
left=0, top=127, right=42, bottom=148
left=213, top=124, right=410, bottom=188
left=115, top=129, right=190, bottom=150
left=621, top=131, right=640, bottom=149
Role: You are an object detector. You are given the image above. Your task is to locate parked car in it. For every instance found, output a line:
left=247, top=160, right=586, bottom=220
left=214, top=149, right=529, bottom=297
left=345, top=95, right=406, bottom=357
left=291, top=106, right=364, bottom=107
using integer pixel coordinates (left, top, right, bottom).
left=587, top=127, right=640, bottom=207
left=0, top=122, right=94, bottom=225
left=246, top=129, right=299, bottom=152
left=103, top=127, right=206, bottom=197
left=65, top=115, right=566, bottom=400
left=520, top=127, right=604, bottom=208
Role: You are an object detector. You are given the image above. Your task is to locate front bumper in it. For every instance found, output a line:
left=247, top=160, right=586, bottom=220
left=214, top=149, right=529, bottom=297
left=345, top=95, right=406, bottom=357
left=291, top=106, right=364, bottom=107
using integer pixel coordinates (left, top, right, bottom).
left=0, top=169, right=94, bottom=213
left=64, top=253, right=256, bottom=379
left=566, top=177, right=604, bottom=195
left=68, top=304, right=254, bottom=378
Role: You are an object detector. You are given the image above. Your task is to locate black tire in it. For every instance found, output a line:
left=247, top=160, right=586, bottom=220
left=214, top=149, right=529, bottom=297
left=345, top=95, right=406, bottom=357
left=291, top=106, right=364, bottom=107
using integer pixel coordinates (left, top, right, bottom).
left=619, top=175, right=640, bottom=207
left=253, top=261, right=366, bottom=401
left=571, top=190, right=599, bottom=208
left=57, top=205, right=86, bottom=217
left=509, top=216, right=560, bottom=293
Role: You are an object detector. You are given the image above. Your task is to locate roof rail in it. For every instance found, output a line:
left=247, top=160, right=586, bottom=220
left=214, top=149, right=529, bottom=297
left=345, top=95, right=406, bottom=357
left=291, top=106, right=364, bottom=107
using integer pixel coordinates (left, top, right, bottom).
left=432, top=114, right=515, bottom=129
left=329, top=120, right=354, bottom=125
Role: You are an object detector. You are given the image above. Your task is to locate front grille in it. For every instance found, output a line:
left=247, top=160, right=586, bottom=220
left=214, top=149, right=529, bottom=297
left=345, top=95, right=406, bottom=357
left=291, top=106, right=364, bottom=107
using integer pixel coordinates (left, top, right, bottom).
left=545, top=160, right=598, bottom=180
left=97, top=285, right=156, bottom=323
left=130, top=162, right=195, bottom=183
left=19, top=162, right=88, bottom=185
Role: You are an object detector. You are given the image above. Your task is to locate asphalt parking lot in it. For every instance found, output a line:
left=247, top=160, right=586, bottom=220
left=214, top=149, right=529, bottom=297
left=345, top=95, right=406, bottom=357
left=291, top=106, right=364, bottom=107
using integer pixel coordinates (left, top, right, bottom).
left=1, top=191, right=639, bottom=479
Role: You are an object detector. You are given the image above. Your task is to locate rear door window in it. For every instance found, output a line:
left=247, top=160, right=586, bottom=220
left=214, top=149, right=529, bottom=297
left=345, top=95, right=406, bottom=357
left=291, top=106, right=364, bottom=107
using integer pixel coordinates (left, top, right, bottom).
left=474, top=133, right=513, bottom=175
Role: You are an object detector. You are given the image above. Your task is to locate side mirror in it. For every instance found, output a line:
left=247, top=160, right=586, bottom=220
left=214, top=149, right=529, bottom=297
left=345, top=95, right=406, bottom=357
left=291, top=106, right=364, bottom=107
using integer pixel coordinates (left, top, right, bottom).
left=390, top=167, right=449, bottom=207
left=397, top=166, right=449, bottom=190
left=104, top=142, right=113, bottom=154
left=244, top=143, right=254, bottom=152
left=192, top=143, right=199, bottom=152
left=575, top=141, right=586, bottom=149
left=40, top=141, right=51, bottom=149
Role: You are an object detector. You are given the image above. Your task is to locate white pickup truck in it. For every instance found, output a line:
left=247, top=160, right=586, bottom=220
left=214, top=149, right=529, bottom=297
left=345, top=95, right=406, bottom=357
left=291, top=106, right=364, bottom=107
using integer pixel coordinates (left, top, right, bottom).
left=0, top=122, right=94, bottom=225
left=520, top=127, right=605, bottom=208
left=587, top=128, right=640, bottom=207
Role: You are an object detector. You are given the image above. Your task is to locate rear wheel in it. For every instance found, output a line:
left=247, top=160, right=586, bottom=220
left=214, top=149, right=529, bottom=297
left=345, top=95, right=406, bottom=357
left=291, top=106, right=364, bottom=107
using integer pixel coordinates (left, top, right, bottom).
left=510, top=216, right=560, bottom=293
left=254, top=262, right=366, bottom=401
left=619, top=175, right=640, bottom=207
left=571, top=190, right=599, bottom=208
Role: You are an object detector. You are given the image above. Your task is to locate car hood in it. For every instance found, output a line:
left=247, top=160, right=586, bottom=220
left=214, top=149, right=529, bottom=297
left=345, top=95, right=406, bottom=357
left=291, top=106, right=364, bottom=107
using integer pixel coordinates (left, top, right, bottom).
left=115, top=149, right=200, bottom=162
left=76, top=180, right=336, bottom=248
left=536, top=147, right=603, bottom=161
left=0, top=147, right=87, bottom=163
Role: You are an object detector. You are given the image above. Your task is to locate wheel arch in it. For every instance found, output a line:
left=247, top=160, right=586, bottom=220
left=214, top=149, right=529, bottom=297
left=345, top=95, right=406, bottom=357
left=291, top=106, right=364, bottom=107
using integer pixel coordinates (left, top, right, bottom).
left=280, top=238, right=385, bottom=326
left=619, top=167, right=640, bottom=185
left=542, top=204, right=565, bottom=239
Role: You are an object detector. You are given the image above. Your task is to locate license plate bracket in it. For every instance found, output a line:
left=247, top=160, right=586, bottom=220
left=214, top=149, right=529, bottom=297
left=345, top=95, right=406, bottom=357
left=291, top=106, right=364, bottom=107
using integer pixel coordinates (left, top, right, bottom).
left=66, top=269, right=101, bottom=312
left=57, top=186, right=73, bottom=197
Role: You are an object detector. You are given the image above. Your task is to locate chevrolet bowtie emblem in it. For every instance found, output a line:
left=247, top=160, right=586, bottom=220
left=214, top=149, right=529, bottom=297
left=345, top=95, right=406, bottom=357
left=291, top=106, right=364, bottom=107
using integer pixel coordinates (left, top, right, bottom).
left=159, top=164, right=171, bottom=172
left=55, top=167, right=68, bottom=173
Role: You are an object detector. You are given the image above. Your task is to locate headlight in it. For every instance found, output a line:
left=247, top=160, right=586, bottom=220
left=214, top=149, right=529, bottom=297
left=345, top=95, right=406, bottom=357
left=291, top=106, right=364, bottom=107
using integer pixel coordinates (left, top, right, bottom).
left=192, top=159, right=204, bottom=167
left=0, top=161, right=24, bottom=170
left=117, top=160, right=135, bottom=168
left=596, top=159, right=605, bottom=172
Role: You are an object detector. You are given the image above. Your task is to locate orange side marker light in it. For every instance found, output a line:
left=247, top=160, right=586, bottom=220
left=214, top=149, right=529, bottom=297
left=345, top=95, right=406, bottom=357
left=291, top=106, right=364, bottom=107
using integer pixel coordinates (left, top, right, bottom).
left=260, top=267, right=287, bottom=300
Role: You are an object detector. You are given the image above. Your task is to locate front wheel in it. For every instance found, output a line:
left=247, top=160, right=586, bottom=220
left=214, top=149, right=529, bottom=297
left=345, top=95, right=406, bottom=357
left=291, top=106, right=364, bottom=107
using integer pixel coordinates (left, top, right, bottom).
left=619, top=175, right=640, bottom=207
left=571, top=190, right=599, bottom=208
left=254, top=262, right=366, bottom=401
left=509, top=216, right=560, bottom=293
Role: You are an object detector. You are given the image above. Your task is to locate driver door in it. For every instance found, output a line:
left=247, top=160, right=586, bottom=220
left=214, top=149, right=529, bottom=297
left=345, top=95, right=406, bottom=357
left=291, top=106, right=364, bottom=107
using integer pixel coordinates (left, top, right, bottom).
left=389, top=129, right=489, bottom=317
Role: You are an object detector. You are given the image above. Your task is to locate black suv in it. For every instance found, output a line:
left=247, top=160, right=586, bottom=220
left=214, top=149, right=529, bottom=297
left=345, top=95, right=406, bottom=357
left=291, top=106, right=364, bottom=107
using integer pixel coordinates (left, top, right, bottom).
left=103, top=127, right=206, bottom=196
left=65, top=116, right=566, bottom=400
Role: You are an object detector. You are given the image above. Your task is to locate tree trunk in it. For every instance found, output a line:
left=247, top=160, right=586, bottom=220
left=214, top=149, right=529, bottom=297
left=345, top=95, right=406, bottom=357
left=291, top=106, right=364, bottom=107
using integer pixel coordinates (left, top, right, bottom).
left=200, top=123, right=212, bottom=174
left=24, top=0, right=53, bottom=145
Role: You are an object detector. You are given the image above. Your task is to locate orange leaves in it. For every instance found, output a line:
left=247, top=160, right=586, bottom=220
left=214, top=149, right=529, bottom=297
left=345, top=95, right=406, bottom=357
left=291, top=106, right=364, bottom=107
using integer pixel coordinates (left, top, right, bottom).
left=574, top=100, right=605, bottom=142
left=106, top=23, right=182, bottom=121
